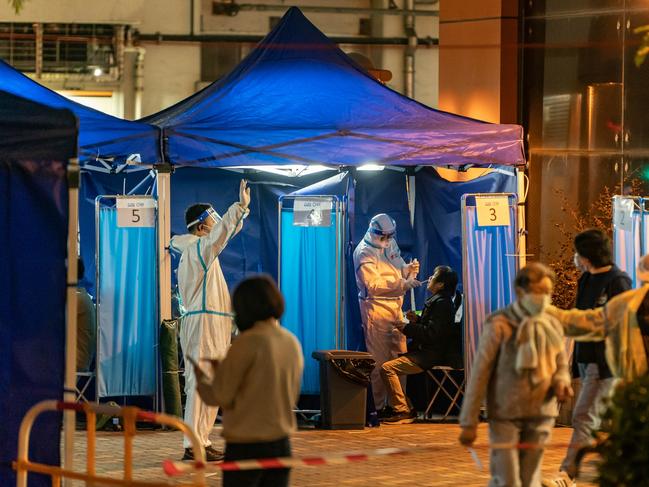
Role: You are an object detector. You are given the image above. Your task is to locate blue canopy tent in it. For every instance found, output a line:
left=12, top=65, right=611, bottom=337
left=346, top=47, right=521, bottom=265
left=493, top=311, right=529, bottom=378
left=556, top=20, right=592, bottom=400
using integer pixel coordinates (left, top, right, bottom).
left=143, top=7, right=524, bottom=169
left=0, top=90, right=77, bottom=487
left=0, top=60, right=160, bottom=169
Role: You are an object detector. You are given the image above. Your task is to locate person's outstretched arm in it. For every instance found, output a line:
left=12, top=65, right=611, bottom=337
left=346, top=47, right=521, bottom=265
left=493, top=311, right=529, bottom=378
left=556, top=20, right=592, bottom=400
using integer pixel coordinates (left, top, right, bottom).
left=199, top=179, right=250, bottom=265
left=357, top=256, right=419, bottom=298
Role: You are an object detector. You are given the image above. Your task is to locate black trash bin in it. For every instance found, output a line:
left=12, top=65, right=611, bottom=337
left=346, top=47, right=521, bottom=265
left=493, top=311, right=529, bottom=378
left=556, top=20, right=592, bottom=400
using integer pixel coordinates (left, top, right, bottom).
left=312, top=350, right=375, bottom=430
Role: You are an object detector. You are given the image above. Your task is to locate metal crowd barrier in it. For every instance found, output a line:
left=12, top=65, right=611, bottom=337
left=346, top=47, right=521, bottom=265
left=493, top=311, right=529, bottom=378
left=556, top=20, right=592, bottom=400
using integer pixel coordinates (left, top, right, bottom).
left=13, top=400, right=206, bottom=487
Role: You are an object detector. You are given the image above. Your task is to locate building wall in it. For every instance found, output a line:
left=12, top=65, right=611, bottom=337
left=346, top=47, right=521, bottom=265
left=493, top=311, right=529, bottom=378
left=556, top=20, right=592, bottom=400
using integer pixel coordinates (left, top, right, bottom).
left=438, top=0, right=518, bottom=124
left=0, top=0, right=439, bottom=119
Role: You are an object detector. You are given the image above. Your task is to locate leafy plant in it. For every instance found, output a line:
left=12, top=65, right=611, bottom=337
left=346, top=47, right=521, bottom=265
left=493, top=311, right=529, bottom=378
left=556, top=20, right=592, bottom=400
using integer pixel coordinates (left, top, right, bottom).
left=634, top=24, right=649, bottom=67
left=595, top=373, right=649, bottom=486
left=7, top=0, right=26, bottom=13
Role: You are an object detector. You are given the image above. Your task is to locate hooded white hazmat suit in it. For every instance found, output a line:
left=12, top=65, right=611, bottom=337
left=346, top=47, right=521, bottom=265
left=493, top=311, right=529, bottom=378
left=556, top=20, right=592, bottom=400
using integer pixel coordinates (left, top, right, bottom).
left=170, top=201, right=249, bottom=448
left=353, top=215, right=418, bottom=409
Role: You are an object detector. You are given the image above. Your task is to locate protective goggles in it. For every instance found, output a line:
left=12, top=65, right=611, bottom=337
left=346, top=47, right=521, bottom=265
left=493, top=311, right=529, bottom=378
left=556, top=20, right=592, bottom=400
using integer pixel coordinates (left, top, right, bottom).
left=369, top=227, right=395, bottom=238
left=187, top=207, right=220, bottom=229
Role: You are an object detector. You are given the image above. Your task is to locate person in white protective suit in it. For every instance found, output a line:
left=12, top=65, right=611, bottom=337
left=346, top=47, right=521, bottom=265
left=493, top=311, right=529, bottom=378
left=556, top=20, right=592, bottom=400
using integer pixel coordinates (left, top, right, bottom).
left=169, top=179, right=251, bottom=462
left=353, top=214, right=421, bottom=414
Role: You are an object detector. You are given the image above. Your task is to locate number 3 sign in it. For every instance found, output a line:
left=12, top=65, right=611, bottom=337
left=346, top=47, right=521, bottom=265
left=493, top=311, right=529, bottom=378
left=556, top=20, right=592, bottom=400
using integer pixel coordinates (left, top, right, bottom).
left=476, top=196, right=511, bottom=227
left=116, top=197, right=156, bottom=228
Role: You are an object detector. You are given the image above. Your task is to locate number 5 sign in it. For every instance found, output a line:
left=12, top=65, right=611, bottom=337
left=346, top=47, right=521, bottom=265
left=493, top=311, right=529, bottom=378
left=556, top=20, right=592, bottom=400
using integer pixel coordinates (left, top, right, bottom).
left=116, top=197, right=156, bottom=228
left=476, top=196, right=511, bottom=227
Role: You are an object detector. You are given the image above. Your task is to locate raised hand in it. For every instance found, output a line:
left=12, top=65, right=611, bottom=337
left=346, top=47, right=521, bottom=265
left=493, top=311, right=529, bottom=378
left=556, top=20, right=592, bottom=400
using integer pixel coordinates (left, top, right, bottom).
left=239, top=179, right=251, bottom=209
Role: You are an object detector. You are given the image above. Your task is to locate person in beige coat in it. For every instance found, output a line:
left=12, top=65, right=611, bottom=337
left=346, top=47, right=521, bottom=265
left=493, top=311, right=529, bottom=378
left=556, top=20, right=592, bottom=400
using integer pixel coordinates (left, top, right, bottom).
left=459, top=263, right=573, bottom=487
left=547, top=254, right=649, bottom=383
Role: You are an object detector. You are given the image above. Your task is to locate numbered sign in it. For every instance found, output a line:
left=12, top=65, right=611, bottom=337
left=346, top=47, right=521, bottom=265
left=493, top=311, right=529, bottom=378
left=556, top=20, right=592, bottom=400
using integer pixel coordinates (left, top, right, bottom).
left=293, top=197, right=333, bottom=227
left=476, top=196, right=511, bottom=227
left=116, top=197, right=156, bottom=228
left=613, top=198, right=634, bottom=232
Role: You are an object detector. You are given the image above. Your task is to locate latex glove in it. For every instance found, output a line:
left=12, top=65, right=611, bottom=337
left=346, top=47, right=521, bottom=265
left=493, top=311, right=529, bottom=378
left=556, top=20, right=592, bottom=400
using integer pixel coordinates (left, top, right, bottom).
left=404, top=277, right=421, bottom=290
left=459, top=426, right=477, bottom=446
left=554, top=381, right=574, bottom=402
left=404, top=259, right=420, bottom=279
left=405, top=310, right=419, bottom=323
left=239, top=179, right=251, bottom=209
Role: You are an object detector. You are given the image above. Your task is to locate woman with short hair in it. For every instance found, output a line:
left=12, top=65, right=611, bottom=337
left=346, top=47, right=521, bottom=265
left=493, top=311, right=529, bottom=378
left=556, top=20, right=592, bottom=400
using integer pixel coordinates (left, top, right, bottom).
left=192, top=275, right=303, bottom=487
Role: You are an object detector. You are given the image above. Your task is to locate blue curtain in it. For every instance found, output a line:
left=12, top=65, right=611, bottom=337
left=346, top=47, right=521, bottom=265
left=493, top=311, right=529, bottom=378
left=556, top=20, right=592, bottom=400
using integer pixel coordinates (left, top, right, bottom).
left=614, top=208, right=642, bottom=288
left=462, top=196, right=518, bottom=376
left=280, top=208, right=338, bottom=394
left=97, top=207, right=157, bottom=397
left=80, top=168, right=324, bottom=299
left=79, top=170, right=152, bottom=298
left=0, top=160, right=67, bottom=487
left=413, top=166, right=517, bottom=305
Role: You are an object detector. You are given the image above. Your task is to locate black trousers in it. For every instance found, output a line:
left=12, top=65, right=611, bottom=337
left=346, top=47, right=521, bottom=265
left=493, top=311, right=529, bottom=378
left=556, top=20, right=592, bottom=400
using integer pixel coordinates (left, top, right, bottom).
left=223, top=437, right=291, bottom=487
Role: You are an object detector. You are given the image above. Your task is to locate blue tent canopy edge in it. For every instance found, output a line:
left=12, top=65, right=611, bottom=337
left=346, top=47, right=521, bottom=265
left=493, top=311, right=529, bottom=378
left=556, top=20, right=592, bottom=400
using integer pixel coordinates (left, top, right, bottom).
left=143, top=7, right=525, bottom=169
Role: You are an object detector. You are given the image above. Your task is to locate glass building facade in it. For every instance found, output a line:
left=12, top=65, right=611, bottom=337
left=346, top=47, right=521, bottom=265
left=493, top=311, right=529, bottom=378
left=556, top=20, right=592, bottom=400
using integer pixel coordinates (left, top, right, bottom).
left=521, top=1, right=649, bottom=258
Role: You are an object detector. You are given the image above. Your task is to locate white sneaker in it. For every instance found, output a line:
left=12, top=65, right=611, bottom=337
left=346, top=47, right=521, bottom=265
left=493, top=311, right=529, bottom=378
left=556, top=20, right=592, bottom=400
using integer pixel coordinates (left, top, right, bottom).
left=542, top=471, right=576, bottom=487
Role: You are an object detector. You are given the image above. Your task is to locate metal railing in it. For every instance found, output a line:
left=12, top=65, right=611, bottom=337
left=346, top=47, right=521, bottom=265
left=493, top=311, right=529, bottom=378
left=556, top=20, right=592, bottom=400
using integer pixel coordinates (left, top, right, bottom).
left=13, top=400, right=206, bottom=487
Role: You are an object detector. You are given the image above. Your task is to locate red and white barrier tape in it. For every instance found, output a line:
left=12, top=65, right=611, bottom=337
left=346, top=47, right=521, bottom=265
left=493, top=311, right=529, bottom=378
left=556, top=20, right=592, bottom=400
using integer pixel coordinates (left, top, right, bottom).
left=163, top=441, right=582, bottom=477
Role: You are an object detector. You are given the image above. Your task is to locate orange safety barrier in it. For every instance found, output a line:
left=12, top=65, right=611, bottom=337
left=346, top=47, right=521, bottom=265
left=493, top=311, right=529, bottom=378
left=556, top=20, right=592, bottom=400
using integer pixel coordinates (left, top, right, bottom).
left=13, top=400, right=206, bottom=487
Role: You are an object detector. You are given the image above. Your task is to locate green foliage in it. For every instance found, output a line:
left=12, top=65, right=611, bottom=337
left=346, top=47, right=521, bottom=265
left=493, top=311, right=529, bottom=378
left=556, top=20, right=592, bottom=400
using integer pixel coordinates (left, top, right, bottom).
left=7, top=0, right=26, bottom=13
left=596, top=374, right=649, bottom=486
left=634, top=25, right=649, bottom=67
left=544, top=179, right=644, bottom=310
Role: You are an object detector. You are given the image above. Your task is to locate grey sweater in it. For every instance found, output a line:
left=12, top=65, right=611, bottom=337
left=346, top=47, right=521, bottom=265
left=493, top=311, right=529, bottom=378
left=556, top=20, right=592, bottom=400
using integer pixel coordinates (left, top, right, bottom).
left=196, top=320, right=303, bottom=443
left=459, top=304, right=571, bottom=428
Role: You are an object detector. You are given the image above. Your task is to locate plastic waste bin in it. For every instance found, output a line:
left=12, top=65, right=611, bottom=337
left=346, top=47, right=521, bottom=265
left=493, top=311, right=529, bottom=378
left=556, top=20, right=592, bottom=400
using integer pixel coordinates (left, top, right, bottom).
left=312, top=350, right=375, bottom=430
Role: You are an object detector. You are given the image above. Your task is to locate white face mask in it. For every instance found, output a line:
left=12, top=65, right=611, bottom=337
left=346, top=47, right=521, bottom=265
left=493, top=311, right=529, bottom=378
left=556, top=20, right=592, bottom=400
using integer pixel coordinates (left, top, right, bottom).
left=370, top=234, right=391, bottom=249
left=520, top=293, right=551, bottom=316
left=573, top=253, right=587, bottom=272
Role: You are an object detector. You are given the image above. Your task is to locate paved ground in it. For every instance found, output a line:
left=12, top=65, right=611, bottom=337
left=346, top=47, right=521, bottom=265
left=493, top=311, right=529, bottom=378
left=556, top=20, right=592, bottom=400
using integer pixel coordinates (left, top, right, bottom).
left=66, top=422, right=600, bottom=486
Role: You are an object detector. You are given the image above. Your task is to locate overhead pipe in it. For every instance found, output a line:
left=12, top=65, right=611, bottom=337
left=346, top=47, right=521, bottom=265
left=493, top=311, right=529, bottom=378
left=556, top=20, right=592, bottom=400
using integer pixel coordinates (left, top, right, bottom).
left=404, top=0, right=417, bottom=99
left=132, top=47, right=145, bottom=120
left=190, top=0, right=195, bottom=36
left=33, top=23, right=42, bottom=78
left=219, top=3, right=438, bottom=16
left=125, top=26, right=145, bottom=120
left=137, top=32, right=437, bottom=47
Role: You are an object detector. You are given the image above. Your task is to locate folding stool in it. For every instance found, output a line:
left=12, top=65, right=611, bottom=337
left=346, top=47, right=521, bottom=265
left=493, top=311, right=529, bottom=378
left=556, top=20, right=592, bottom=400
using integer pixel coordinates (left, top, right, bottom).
left=75, top=371, right=95, bottom=403
left=424, top=366, right=465, bottom=420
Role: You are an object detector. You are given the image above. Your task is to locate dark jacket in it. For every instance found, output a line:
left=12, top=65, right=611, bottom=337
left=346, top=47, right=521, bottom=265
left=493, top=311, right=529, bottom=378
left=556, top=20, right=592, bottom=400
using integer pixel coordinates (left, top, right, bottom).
left=402, top=293, right=462, bottom=370
left=573, top=265, right=632, bottom=378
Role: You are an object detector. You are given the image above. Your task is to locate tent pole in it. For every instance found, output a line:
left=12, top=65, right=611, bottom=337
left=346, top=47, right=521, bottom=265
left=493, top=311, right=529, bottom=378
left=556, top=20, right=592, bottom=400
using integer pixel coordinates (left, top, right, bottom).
left=156, top=165, right=173, bottom=323
left=404, top=0, right=416, bottom=99
left=517, top=166, right=527, bottom=269
left=63, top=158, right=80, bottom=486
left=155, top=164, right=172, bottom=415
left=127, top=169, right=155, bottom=195
left=406, top=172, right=417, bottom=311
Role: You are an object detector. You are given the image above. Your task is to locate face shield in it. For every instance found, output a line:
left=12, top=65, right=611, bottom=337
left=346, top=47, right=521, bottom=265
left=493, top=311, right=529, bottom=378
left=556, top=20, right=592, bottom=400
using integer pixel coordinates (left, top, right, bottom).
left=368, top=213, right=397, bottom=249
left=187, top=206, right=221, bottom=230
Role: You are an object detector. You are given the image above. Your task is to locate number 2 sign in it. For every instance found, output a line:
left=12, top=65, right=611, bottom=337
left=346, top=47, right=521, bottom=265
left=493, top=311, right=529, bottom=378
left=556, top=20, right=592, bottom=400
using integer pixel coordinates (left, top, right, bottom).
left=476, top=196, right=511, bottom=227
left=613, top=198, right=634, bottom=232
left=116, top=197, right=156, bottom=228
